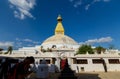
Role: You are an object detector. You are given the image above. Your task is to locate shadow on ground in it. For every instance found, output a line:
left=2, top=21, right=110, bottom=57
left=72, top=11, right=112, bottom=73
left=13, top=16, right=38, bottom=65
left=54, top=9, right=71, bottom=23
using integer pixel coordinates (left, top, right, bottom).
left=77, top=73, right=101, bottom=79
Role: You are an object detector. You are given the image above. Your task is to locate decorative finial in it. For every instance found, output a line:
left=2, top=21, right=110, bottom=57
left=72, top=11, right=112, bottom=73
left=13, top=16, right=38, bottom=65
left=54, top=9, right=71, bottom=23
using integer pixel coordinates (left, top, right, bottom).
left=57, top=14, right=62, bottom=22
left=55, top=14, right=64, bottom=35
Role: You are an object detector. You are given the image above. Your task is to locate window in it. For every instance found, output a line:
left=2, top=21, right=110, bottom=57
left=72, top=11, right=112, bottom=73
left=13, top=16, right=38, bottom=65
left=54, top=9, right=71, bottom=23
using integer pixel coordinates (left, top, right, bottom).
left=108, top=59, right=120, bottom=64
left=92, top=59, right=103, bottom=64
left=52, top=58, right=56, bottom=64
left=73, top=58, right=77, bottom=64
left=81, top=67, right=84, bottom=71
left=76, top=59, right=88, bottom=64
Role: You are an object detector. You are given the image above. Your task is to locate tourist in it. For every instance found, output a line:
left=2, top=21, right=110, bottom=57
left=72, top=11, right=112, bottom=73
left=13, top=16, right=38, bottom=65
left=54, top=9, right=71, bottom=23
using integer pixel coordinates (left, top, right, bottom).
left=49, top=62, right=56, bottom=79
left=60, top=57, right=67, bottom=71
left=0, top=58, right=11, bottom=79
left=36, top=59, right=49, bottom=79
left=8, top=56, right=35, bottom=79
left=59, top=58, right=77, bottom=79
left=49, top=64, right=56, bottom=73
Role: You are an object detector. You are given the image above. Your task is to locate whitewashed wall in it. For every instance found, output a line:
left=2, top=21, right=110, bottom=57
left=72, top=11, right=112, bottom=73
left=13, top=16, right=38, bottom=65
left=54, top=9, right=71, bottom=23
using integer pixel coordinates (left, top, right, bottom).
left=70, top=58, right=120, bottom=72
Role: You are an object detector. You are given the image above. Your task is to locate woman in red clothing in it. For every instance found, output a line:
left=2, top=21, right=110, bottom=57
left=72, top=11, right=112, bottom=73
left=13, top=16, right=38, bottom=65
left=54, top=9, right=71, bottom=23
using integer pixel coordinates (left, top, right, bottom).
left=60, top=57, right=68, bottom=71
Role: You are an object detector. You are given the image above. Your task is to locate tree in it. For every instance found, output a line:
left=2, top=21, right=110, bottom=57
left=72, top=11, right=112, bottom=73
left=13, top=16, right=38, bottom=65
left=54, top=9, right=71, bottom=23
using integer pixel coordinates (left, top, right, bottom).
left=76, top=45, right=94, bottom=54
left=7, top=46, right=13, bottom=54
left=0, top=48, right=3, bottom=54
left=0, top=48, right=3, bottom=51
left=94, top=46, right=106, bottom=54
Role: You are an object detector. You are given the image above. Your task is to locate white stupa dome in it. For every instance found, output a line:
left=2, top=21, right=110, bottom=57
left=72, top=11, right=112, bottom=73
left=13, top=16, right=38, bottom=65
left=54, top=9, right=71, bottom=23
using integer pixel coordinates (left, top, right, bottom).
left=41, top=15, right=78, bottom=49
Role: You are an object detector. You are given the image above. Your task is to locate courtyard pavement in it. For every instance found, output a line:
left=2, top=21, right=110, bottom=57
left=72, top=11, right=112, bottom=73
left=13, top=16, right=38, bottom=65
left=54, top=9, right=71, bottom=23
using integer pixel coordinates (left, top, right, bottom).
left=29, top=72, right=120, bottom=79
left=77, top=72, right=120, bottom=79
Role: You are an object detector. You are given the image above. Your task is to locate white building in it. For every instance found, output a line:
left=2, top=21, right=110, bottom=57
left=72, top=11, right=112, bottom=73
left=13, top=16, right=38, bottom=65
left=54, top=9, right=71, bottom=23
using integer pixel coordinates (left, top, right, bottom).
left=1, top=15, right=120, bottom=72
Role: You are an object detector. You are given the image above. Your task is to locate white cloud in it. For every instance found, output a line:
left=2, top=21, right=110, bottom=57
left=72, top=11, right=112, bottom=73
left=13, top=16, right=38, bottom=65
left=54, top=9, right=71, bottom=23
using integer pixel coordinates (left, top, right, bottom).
left=27, top=44, right=33, bottom=46
left=79, top=37, right=113, bottom=45
left=23, top=39, right=33, bottom=42
left=33, top=41, right=41, bottom=44
left=15, top=38, right=40, bottom=44
left=93, top=0, right=101, bottom=3
left=85, top=0, right=110, bottom=10
left=85, top=0, right=101, bottom=10
left=69, top=0, right=111, bottom=10
left=9, top=0, right=36, bottom=20
left=98, top=37, right=113, bottom=43
left=16, top=38, right=32, bottom=42
left=15, top=42, right=22, bottom=47
left=74, top=0, right=82, bottom=8
left=16, top=42, right=22, bottom=45
left=69, top=0, right=74, bottom=2
left=103, top=0, right=110, bottom=2
left=0, top=42, right=14, bottom=47
left=16, top=38, right=20, bottom=41
left=15, top=38, right=40, bottom=48
left=85, top=4, right=90, bottom=10
left=85, top=37, right=113, bottom=44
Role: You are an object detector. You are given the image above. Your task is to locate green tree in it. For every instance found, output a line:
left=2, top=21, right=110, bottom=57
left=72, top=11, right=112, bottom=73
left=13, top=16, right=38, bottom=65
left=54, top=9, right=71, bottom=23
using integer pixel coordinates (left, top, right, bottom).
left=7, top=46, right=13, bottom=54
left=94, top=46, right=106, bottom=54
left=0, top=48, right=3, bottom=54
left=0, top=48, right=3, bottom=51
left=76, top=45, right=94, bottom=54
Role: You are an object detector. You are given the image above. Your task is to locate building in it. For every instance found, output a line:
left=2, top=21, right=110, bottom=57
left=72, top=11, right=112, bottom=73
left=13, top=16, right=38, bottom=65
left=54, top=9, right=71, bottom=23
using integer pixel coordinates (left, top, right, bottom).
left=14, top=15, right=79, bottom=53
left=41, top=15, right=79, bottom=50
left=1, top=15, right=120, bottom=72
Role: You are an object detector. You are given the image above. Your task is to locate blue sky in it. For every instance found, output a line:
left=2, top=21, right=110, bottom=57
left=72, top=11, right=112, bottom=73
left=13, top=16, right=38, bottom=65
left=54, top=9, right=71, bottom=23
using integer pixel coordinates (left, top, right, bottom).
left=0, top=0, right=120, bottom=50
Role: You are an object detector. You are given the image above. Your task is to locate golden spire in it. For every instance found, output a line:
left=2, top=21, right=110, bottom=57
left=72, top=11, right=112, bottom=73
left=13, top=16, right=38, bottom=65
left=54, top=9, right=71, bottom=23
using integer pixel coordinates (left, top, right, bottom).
left=55, top=15, right=64, bottom=35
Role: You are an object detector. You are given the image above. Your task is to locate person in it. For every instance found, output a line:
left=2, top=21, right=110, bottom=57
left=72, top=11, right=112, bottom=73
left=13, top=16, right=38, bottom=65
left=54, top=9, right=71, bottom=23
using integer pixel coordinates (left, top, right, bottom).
left=8, top=56, right=35, bottom=79
left=59, top=58, right=77, bottom=79
left=0, top=58, right=11, bottom=79
left=49, top=61, right=55, bottom=79
left=60, top=57, right=67, bottom=71
left=36, top=59, right=49, bottom=79
left=27, top=63, right=37, bottom=79
left=49, top=64, right=56, bottom=73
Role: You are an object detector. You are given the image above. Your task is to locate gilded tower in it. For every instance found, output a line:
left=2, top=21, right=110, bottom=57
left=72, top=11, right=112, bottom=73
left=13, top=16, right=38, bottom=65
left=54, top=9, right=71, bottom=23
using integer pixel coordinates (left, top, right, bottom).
left=55, top=15, right=64, bottom=35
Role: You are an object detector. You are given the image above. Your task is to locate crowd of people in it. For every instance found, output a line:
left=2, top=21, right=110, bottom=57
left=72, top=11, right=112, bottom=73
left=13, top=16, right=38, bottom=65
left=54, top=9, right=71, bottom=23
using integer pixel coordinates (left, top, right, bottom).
left=0, top=56, right=70, bottom=79
left=0, top=56, right=35, bottom=79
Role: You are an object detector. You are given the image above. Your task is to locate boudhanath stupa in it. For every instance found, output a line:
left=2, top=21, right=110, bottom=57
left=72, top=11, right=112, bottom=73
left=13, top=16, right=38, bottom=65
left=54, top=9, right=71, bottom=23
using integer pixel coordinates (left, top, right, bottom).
left=1, top=15, right=120, bottom=72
